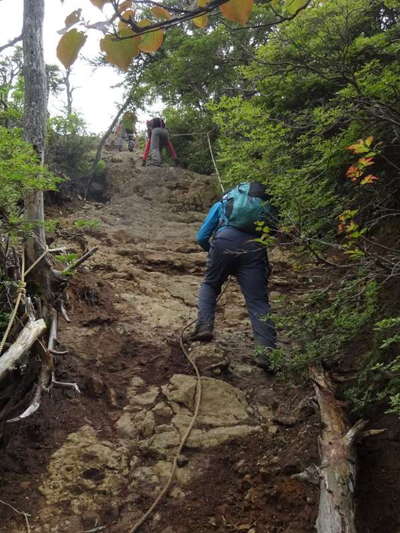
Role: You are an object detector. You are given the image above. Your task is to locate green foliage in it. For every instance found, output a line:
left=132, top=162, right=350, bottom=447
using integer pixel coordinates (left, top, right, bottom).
left=163, top=107, right=215, bottom=174
left=0, top=126, right=60, bottom=235
left=94, top=159, right=106, bottom=178
left=73, top=218, right=101, bottom=230
left=274, top=278, right=379, bottom=372
left=55, top=252, right=79, bottom=266
left=47, top=114, right=98, bottom=179
left=346, top=315, right=400, bottom=415
left=210, top=0, right=400, bottom=251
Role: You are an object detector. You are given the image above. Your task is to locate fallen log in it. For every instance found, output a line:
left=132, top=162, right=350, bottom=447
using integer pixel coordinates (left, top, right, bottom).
left=310, top=365, right=367, bottom=533
left=0, top=319, right=46, bottom=380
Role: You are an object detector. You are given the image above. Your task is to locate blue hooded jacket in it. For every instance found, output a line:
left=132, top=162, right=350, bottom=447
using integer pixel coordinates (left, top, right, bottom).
left=196, top=201, right=224, bottom=251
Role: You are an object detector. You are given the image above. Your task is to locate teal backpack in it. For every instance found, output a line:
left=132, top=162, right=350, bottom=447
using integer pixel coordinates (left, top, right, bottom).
left=220, top=182, right=278, bottom=235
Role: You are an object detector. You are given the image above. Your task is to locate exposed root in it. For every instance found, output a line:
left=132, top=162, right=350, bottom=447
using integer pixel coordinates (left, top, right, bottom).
left=0, top=498, right=31, bottom=533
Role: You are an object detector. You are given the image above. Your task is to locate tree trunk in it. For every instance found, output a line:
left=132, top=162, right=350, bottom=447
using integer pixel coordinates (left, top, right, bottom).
left=310, top=365, right=366, bottom=533
left=86, top=94, right=132, bottom=197
left=23, top=0, right=51, bottom=302
left=65, top=67, right=73, bottom=116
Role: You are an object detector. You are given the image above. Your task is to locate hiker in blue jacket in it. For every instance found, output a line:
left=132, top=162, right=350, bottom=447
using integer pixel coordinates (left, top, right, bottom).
left=191, top=182, right=278, bottom=371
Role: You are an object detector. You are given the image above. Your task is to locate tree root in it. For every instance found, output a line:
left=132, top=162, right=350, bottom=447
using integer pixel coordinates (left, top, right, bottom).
left=0, top=498, right=31, bottom=532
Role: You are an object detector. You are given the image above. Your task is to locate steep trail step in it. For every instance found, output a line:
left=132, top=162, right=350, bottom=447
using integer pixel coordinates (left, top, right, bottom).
left=2, top=151, right=319, bottom=533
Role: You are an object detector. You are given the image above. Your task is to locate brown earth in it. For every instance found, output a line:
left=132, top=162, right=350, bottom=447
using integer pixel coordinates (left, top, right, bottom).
left=0, top=150, right=398, bottom=533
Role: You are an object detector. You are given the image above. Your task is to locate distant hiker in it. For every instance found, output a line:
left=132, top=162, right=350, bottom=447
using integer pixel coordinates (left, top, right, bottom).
left=142, top=117, right=178, bottom=167
left=191, top=182, right=279, bottom=371
left=116, top=111, right=136, bottom=151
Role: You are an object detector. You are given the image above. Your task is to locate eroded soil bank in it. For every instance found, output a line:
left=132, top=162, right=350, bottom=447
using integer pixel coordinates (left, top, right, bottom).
left=1, top=150, right=397, bottom=532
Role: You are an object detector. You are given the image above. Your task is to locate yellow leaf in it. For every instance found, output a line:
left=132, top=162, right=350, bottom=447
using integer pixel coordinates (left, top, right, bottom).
left=220, top=0, right=253, bottom=25
left=89, top=0, right=110, bottom=9
left=118, top=0, right=133, bottom=12
left=151, top=6, right=172, bottom=20
left=65, top=9, right=82, bottom=28
left=118, top=10, right=135, bottom=31
left=194, top=0, right=208, bottom=27
left=360, top=174, right=379, bottom=185
left=100, top=27, right=140, bottom=71
left=137, top=19, right=164, bottom=53
left=285, top=0, right=308, bottom=15
left=57, top=29, right=87, bottom=69
left=193, top=14, right=208, bottom=28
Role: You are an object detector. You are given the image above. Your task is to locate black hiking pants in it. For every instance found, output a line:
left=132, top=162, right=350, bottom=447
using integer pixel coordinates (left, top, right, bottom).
left=198, top=227, right=277, bottom=349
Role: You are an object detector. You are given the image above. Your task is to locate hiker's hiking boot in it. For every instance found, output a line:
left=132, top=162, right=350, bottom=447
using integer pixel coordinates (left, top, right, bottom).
left=190, top=323, right=214, bottom=342
left=254, top=352, right=276, bottom=374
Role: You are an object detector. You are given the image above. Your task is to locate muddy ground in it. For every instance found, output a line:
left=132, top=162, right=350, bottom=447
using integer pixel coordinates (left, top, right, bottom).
left=0, top=150, right=399, bottom=532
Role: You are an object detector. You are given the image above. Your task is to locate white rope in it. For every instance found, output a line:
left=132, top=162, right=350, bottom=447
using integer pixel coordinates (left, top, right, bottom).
left=169, top=130, right=225, bottom=193
left=207, top=131, right=224, bottom=193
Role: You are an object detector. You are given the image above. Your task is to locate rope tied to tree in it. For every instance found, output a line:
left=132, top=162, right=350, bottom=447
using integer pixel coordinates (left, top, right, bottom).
left=0, top=253, right=25, bottom=355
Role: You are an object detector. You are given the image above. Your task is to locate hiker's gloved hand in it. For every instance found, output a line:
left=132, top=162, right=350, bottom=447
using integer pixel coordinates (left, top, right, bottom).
left=141, top=160, right=146, bottom=167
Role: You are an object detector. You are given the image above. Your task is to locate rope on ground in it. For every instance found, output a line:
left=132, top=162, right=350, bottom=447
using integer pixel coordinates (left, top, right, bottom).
left=0, top=245, right=52, bottom=355
left=0, top=253, right=25, bottom=355
left=129, top=281, right=231, bottom=532
left=129, top=317, right=202, bottom=533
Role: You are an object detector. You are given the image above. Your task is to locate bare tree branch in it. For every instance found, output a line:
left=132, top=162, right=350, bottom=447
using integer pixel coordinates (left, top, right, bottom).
left=0, top=34, right=22, bottom=54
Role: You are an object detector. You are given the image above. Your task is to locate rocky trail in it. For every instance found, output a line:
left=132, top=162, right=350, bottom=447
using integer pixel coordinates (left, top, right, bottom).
left=1, top=150, right=386, bottom=532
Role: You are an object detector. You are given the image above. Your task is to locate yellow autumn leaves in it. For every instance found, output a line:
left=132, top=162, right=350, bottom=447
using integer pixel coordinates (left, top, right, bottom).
left=57, top=0, right=305, bottom=72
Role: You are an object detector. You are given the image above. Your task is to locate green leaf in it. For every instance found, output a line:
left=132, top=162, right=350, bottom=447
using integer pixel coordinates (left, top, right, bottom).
left=57, top=29, right=87, bottom=69
left=285, top=0, right=308, bottom=15
left=194, top=0, right=209, bottom=28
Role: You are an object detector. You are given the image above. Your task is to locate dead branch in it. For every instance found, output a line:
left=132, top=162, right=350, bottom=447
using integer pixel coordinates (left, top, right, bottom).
left=47, top=309, right=80, bottom=393
left=6, top=336, right=53, bottom=424
left=48, top=308, right=57, bottom=352
left=0, top=34, right=22, bottom=54
left=310, top=364, right=367, bottom=533
left=62, top=247, right=98, bottom=275
left=0, top=319, right=46, bottom=380
left=60, top=300, right=71, bottom=322
left=291, top=464, right=320, bottom=485
left=49, top=348, right=68, bottom=355
left=7, top=360, right=49, bottom=424
left=360, top=429, right=386, bottom=439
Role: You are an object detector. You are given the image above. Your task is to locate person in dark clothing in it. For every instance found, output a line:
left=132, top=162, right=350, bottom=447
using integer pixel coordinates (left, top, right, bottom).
left=142, top=118, right=178, bottom=167
left=192, top=183, right=278, bottom=370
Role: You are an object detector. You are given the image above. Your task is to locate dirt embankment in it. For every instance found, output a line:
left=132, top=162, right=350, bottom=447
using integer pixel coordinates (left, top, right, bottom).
left=1, top=150, right=396, bottom=533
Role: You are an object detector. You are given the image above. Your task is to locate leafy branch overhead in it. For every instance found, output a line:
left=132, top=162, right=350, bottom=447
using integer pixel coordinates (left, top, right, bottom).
left=56, top=0, right=309, bottom=70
